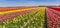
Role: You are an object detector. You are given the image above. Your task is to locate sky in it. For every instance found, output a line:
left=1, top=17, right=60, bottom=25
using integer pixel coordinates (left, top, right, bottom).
left=0, top=0, right=59, bottom=7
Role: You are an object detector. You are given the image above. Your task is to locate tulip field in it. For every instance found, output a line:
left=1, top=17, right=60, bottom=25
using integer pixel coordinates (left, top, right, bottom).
left=46, top=7, right=60, bottom=28
left=0, top=7, right=46, bottom=28
left=0, top=7, right=60, bottom=28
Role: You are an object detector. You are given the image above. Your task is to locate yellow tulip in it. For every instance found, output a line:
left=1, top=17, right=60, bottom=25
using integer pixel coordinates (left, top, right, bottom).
left=13, top=18, right=18, bottom=23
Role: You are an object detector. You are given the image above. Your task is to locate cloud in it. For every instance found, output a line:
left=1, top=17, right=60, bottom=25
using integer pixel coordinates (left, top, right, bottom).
left=0, top=0, right=59, bottom=7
